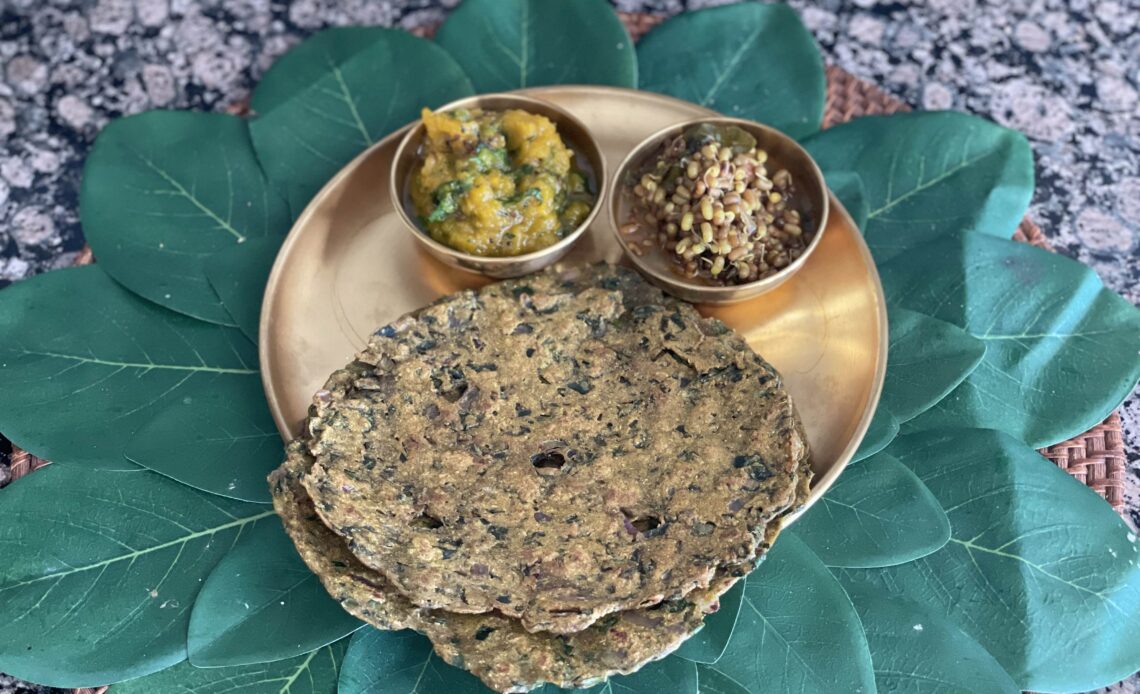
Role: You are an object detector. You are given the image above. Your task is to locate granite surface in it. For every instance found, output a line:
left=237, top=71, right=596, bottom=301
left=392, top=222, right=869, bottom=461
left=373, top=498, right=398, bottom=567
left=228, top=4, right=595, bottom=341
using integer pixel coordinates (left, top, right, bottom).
left=1, top=0, right=1138, bottom=692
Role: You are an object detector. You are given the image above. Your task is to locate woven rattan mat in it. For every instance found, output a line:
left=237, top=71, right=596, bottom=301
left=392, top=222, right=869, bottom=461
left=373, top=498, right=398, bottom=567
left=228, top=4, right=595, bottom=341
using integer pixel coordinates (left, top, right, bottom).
left=0, top=12, right=1128, bottom=694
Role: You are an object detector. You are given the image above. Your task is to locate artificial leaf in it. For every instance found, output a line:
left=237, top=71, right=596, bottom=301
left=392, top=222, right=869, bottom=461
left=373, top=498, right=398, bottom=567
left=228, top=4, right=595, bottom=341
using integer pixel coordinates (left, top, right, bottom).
left=698, top=534, right=875, bottom=693
left=637, top=3, right=825, bottom=138
left=674, top=578, right=745, bottom=664
left=791, top=452, right=950, bottom=568
left=125, top=378, right=281, bottom=503
left=825, top=170, right=868, bottom=230
left=188, top=521, right=362, bottom=666
left=597, top=657, right=698, bottom=693
left=841, top=584, right=1019, bottom=694
left=534, top=658, right=698, bottom=694
left=881, top=232, right=1140, bottom=447
left=802, top=112, right=1034, bottom=262
left=694, top=663, right=750, bottom=693
left=851, top=406, right=898, bottom=463
left=842, top=428, right=1140, bottom=691
left=0, top=464, right=276, bottom=687
left=338, top=628, right=487, bottom=694
left=206, top=237, right=282, bottom=343
left=0, top=265, right=260, bottom=468
left=251, top=27, right=398, bottom=115
left=249, top=28, right=473, bottom=213
left=435, top=0, right=637, bottom=92
left=339, top=628, right=697, bottom=694
left=81, top=110, right=290, bottom=324
left=883, top=308, right=986, bottom=423
left=539, top=659, right=700, bottom=694
left=115, top=639, right=347, bottom=694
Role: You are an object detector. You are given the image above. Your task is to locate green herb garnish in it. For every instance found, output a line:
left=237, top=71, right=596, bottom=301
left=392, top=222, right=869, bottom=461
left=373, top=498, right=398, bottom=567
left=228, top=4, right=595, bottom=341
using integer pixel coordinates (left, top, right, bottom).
left=428, top=179, right=471, bottom=222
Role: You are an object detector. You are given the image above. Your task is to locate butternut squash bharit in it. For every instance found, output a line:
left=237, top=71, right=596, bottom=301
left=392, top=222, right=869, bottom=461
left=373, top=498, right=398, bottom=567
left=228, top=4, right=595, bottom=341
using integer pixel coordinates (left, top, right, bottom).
left=411, top=108, right=594, bottom=257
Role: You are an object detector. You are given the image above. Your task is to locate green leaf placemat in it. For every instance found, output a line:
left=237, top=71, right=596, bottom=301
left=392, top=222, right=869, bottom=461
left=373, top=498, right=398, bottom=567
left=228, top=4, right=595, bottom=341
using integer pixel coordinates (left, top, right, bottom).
left=0, top=464, right=276, bottom=687
left=0, top=265, right=259, bottom=468
left=250, top=26, right=403, bottom=115
left=881, top=232, right=1140, bottom=447
left=841, top=584, right=1019, bottom=694
left=843, top=428, right=1140, bottom=692
left=802, top=111, right=1034, bottom=263
left=697, top=534, right=875, bottom=693
left=674, top=578, right=745, bottom=664
left=435, top=0, right=637, bottom=92
left=114, top=640, right=347, bottom=694
left=637, top=3, right=826, bottom=138
left=824, top=170, right=868, bottom=230
left=80, top=111, right=290, bottom=325
left=249, top=27, right=473, bottom=214
left=338, top=629, right=486, bottom=693
left=792, top=452, right=950, bottom=568
left=188, top=521, right=362, bottom=667
left=882, top=308, right=986, bottom=423
left=206, top=237, right=283, bottom=343
left=124, top=378, right=281, bottom=503
left=851, top=407, right=899, bottom=463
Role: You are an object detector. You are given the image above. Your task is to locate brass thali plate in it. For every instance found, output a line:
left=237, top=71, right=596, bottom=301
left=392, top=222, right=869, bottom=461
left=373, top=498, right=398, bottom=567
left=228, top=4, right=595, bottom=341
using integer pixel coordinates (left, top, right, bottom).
left=260, top=85, right=887, bottom=517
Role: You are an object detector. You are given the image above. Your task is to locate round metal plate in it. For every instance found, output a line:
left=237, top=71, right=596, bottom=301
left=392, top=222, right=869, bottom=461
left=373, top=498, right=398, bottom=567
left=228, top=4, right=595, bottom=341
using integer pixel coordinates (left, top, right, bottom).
left=260, top=85, right=887, bottom=516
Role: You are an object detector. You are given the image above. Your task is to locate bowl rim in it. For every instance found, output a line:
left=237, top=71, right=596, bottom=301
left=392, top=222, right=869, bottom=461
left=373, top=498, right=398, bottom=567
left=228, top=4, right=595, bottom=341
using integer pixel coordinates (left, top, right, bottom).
left=388, top=92, right=608, bottom=268
left=606, top=115, right=830, bottom=300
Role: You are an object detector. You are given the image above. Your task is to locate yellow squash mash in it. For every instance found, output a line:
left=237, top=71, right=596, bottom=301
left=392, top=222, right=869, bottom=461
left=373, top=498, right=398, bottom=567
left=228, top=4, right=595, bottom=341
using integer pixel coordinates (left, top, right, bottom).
left=411, top=107, right=593, bottom=256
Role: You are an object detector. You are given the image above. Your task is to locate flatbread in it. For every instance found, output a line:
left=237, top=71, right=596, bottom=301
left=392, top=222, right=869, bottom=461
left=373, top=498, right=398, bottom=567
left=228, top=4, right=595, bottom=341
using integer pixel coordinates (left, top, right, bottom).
left=300, top=264, right=809, bottom=633
left=424, top=570, right=743, bottom=693
left=271, top=442, right=757, bottom=693
left=272, top=441, right=421, bottom=632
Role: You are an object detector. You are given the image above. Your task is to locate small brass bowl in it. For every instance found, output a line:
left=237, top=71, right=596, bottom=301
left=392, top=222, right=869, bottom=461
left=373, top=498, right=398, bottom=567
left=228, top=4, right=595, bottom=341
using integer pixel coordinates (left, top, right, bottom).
left=390, top=93, right=607, bottom=279
left=608, top=117, right=829, bottom=304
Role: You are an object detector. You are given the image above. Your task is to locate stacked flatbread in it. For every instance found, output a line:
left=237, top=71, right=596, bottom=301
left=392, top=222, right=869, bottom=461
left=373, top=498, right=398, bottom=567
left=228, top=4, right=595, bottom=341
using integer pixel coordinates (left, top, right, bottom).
left=270, top=264, right=812, bottom=692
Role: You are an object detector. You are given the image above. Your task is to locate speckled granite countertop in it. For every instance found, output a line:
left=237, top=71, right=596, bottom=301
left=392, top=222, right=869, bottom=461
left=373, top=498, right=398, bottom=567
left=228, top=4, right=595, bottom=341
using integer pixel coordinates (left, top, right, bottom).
left=1, top=0, right=1138, bottom=692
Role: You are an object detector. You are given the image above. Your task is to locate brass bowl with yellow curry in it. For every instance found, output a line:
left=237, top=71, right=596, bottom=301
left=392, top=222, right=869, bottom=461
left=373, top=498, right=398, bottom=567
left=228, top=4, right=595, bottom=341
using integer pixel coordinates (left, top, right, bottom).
left=391, top=94, right=606, bottom=278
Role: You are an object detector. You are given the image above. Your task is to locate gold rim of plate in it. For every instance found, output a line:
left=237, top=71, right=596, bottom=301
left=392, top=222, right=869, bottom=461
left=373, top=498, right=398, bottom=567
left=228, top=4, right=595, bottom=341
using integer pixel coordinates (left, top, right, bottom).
left=260, top=85, right=888, bottom=521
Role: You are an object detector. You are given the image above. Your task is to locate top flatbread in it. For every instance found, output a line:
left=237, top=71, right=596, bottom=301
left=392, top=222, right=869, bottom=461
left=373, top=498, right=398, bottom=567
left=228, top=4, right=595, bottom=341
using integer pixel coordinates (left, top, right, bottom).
left=301, top=264, right=808, bottom=633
